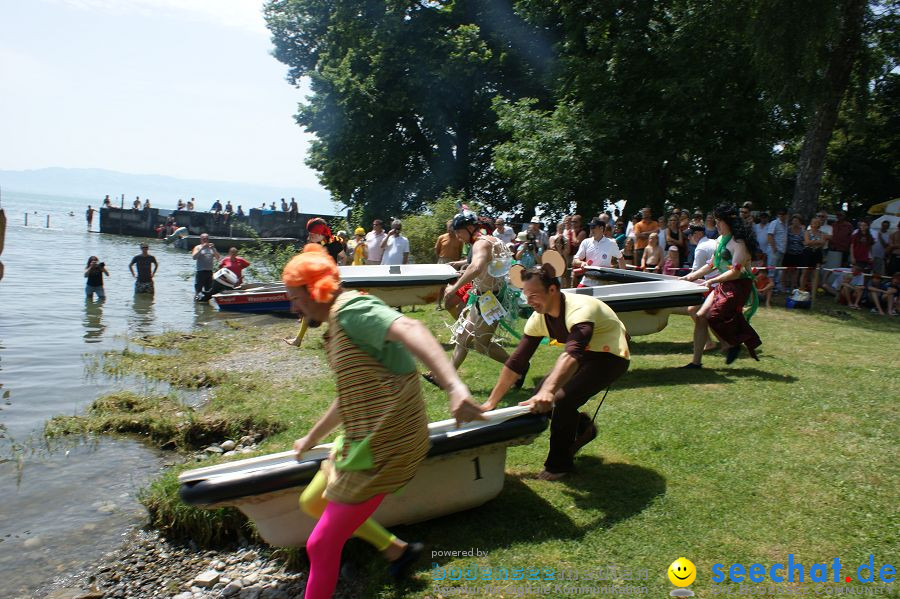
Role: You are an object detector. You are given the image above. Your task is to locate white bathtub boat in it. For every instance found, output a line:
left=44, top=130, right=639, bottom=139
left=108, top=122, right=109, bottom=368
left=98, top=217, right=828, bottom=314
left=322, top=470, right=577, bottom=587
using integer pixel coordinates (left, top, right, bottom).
left=178, top=407, right=546, bottom=548
left=567, top=268, right=707, bottom=336
left=211, top=264, right=459, bottom=313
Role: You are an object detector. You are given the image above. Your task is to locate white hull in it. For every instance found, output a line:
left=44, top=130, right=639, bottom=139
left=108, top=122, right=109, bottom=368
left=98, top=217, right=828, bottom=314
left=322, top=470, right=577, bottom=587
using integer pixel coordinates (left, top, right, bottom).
left=179, top=407, right=545, bottom=547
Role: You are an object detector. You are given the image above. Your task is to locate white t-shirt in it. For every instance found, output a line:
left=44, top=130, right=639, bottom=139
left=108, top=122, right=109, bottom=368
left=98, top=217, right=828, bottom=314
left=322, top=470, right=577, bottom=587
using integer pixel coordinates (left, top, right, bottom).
left=872, top=227, right=889, bottom=259
left=809, top=223, right=833, bottom=250
left=365, top=230, right=386, bottom=262
left=575, top=236, right=622, bottom=269
left=766, top=219, right=787, bottom=254
left=692, top=237, right=718, bottom=279
left=381, top=234, right=409, bottom=265
left=753, top=223, right=770, bottom=252
left=492, top=227, right=515, bottom=245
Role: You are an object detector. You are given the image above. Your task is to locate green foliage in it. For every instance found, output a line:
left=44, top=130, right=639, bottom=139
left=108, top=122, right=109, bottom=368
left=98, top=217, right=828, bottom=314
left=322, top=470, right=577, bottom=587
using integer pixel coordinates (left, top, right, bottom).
left=264, top=0, right=551, bottom=221
left=265, top=0, right=898, bottom=222
left=242, top=244, right=298, bottom=283
left=402, top=192, right=466, bottom=264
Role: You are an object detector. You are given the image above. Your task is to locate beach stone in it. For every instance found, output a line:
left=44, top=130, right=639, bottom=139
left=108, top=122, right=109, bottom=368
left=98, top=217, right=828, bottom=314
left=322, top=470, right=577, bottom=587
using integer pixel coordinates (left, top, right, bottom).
left=220, top=440, right=236, bottom=451
left=192, top=570, right=220, bottom=588
left=204, top=445, right=224, bottom=454
left=23, top=536, right=42, bottom=549
left=239, top=436, right=254, bottom=446
left=222, top=580, right=243, bottom=596
left=238, top=587, right=262, bottom=599
left=172, top=593, right=193, bottom=599
left=223, top=451, right=236, bottom=457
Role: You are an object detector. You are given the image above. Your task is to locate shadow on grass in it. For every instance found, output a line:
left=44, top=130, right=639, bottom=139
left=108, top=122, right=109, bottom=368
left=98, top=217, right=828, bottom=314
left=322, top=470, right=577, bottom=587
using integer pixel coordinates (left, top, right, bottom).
left=628, top=340, right=692, bottom=355
left=349, top=461, right=664, bottom=595
left=561, top=455, right=666, bottom=527
left=614, top=367, right=798, bottom=389
left=811, top=304, right=900, bottom=333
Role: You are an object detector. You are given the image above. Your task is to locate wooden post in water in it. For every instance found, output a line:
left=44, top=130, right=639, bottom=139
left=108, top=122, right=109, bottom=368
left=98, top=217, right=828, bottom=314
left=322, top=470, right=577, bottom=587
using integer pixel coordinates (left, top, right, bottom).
left=24, top=213, right=28, bottom=226
left=46, top=214, right=50, bottom=228
left=119, top=194, right=124, bottom=235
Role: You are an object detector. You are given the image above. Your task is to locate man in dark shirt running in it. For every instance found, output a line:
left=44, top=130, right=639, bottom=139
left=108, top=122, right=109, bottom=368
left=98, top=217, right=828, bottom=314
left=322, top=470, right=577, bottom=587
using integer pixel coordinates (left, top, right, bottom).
left=129, top=243, right=158, bottom=293
left=482, top=265, right=630, bottom=480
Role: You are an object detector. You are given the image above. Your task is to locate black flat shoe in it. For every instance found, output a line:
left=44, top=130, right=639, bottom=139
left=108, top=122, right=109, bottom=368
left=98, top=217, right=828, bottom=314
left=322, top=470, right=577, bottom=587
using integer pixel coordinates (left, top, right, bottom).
left=747, top=346, right=760, bottom=361
left=388, top=542, right=424, bottom=581
left=680, top=362, right=702, bottom=369
left=514, top=362, right=530, bottom=389
left=725, top=346, right=741, bottom=365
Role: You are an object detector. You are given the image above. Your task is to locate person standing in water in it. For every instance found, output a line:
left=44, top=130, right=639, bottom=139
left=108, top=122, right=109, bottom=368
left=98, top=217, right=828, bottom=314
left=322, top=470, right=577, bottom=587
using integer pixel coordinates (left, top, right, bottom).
left=84, top=256, right=109, bottom=300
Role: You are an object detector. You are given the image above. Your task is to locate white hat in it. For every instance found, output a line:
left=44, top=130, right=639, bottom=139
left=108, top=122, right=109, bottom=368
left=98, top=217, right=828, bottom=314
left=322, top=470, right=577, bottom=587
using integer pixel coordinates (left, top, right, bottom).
left=529, top=216, right=541, bottom=224
left=668, top=245, right=679, bottom=252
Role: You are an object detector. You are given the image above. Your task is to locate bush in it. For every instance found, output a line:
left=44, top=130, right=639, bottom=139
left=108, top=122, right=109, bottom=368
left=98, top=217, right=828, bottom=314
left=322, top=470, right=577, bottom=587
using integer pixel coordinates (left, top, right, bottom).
left=403, top=192, right=466, bottom=263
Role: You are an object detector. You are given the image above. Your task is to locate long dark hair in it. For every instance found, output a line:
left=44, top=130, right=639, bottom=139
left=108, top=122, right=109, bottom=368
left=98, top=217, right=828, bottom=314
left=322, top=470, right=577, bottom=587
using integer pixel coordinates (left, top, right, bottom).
left=713, top=203, right=759, bottom=257
left=86, top=255, right=99, bottom=267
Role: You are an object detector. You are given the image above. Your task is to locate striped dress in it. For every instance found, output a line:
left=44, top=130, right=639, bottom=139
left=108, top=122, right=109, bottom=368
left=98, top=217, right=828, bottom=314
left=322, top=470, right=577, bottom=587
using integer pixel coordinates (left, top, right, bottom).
left=322, top=291, right=430, bottom=504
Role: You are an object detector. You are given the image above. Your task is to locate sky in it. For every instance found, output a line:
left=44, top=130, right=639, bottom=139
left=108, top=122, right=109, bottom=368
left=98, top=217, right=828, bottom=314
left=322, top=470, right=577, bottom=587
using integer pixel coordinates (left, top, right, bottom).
left=0, top=0, right=324, bottom=192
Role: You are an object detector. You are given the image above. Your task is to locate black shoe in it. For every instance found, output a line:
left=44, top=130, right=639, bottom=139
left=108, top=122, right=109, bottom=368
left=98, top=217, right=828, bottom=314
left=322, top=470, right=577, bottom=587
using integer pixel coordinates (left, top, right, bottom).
left=680, top=362, right=702, bottom=369
left=747, top=345, right=760, bottom=361
left=421, top=372, right=440, bottom=388
left=514, top=362, right=530, bottom=389
left=388, top=542, right=424, bottom=581
left=725, top=346, right=741, bottom=365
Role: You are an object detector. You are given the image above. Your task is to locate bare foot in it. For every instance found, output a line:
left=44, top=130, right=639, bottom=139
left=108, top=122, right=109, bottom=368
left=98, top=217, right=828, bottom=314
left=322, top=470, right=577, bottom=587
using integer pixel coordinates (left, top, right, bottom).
left=536, top=470, right=567, bottom=481
left=283, top=337, right=301, bottom=347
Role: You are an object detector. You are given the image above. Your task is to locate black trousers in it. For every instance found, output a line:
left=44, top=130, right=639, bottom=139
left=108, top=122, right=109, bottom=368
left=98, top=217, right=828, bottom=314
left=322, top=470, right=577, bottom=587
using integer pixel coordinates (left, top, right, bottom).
left=537, top=352, right=630, bottom=473
left=195, top=270, right=213, bottom=294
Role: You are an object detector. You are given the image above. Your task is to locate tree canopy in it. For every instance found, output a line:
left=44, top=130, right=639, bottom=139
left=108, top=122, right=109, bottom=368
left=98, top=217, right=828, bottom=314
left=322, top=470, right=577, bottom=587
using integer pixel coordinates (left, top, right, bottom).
left=265, top=0, right=899, bottom=222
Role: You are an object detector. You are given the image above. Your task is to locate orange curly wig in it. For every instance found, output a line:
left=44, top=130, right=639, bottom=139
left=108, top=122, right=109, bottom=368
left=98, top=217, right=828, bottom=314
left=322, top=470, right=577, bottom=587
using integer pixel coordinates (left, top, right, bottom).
left=281, top=244, right=341, bottom=303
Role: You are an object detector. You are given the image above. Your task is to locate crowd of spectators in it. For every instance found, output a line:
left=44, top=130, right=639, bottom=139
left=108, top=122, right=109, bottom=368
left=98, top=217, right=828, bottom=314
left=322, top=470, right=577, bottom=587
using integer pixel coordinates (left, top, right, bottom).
left=417, top=203, right=900, bottom=316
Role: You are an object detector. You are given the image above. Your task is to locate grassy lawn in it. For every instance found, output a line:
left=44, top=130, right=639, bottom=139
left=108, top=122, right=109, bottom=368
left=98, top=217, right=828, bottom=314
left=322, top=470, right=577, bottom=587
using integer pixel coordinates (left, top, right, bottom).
left=48, top=300, right=899, bottom=597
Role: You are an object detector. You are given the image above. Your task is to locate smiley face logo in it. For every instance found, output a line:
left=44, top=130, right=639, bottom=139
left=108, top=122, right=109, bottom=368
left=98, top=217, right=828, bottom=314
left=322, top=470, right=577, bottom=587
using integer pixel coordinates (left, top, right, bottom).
left=668, top=557, right=697, bottom=587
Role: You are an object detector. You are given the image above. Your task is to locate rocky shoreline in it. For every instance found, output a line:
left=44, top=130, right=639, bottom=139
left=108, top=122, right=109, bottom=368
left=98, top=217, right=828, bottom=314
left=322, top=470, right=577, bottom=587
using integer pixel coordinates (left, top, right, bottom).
left=37, top=528, right=367, bottom=599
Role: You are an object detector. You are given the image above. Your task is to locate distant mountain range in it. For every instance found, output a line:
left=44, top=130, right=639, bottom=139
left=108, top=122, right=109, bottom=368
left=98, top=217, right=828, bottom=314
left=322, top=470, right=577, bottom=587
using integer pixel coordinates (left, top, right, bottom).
left=0, top=167, right=334, bottom=213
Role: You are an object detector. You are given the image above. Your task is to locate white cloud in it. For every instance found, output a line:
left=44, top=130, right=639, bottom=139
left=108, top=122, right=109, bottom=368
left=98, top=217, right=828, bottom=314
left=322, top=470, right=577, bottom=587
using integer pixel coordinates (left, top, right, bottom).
left=49, top=0, right=268, bottom=35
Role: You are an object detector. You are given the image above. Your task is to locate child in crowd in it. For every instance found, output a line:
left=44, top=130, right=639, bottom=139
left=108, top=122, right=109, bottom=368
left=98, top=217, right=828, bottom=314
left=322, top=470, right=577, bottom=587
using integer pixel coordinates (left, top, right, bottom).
left=623, top=237, right=635, bottom=267
left=838, top=268, right=866, bottom=309
left=662, top=245, right=681, bottom=276
left=753, top=254, right=774, bottom=308
left=867, top=272, right=898, bottom=316
left=641, top=232, right=663, bottom=272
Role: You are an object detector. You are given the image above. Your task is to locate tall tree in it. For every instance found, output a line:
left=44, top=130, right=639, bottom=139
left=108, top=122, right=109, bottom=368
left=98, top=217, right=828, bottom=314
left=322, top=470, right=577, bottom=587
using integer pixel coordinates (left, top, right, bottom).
left=790, top=0, right=869, bottom=218
left=264, top=0, right=551, bottom=222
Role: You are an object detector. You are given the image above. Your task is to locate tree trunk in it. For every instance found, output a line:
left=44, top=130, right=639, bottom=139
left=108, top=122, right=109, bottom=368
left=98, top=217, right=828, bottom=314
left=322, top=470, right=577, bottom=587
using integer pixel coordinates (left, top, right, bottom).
left=791, top=0, right=866, bottom=219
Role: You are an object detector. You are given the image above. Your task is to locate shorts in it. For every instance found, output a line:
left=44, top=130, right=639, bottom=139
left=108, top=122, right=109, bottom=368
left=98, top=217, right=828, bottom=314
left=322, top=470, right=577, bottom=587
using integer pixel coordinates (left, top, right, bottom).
left=85, top=285, right=105, bottom=300
left=134, top=281, right=154, bottom=293
left=782, top=252, right=805, bottom=268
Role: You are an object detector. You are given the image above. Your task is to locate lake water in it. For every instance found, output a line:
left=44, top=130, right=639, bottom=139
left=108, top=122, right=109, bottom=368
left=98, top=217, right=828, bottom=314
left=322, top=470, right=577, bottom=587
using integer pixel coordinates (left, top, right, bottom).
left=0, top=190, right=260, bottom=596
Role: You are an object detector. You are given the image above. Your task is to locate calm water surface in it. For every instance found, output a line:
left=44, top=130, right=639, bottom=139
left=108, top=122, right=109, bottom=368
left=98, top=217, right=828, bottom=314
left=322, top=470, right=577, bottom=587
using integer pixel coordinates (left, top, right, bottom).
left=0, top=191, right=261, bottom=596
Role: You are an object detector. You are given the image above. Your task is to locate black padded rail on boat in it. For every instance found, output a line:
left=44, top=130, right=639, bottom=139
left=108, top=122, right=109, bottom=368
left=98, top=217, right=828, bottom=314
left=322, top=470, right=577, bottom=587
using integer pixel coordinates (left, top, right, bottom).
left=568, top=288, right=705, bottom=311
left=581, top=268, right=662, bottom=284
left=179, top=413, right=548, bottom=506
left=341, top=274, right=459, bottom=289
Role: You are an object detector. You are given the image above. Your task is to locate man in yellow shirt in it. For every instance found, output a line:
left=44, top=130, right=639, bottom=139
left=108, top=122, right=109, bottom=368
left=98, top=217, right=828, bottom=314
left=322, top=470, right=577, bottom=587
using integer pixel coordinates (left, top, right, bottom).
left=483, top=264, right=630, bottom=480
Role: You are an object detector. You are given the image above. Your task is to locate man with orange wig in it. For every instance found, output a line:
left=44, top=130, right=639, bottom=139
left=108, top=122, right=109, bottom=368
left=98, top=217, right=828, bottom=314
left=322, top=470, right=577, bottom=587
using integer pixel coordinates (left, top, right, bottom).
left=283, top=244, right=483, bottom=599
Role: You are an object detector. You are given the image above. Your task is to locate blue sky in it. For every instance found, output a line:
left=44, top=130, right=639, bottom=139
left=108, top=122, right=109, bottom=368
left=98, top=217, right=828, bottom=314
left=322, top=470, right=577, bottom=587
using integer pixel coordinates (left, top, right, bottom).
left=0, top=0, right=323, bottom=192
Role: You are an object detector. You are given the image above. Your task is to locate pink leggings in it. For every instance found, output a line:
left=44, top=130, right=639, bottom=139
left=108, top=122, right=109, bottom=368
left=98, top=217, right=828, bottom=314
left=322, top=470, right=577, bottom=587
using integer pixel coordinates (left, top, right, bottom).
left=304, top=493, right=386, bottom=599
